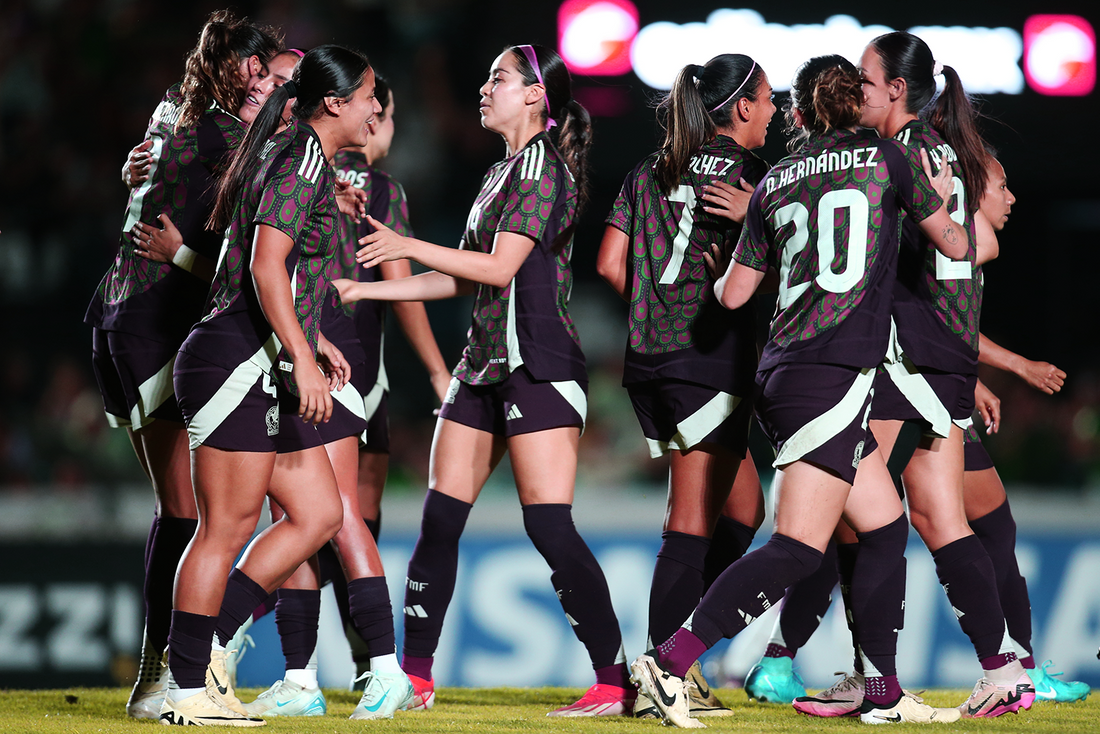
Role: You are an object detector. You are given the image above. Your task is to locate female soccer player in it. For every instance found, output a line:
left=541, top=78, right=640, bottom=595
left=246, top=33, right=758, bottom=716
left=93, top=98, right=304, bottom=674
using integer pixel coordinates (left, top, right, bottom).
left=596, top=53, right=774, bottom=718
left=84, top=10, right=282, bottom=719
left=158, top=45, right=388, bottom=727
left=337, top=44, right=633, bottom=717
left=630, top=54, right=967, bottom=728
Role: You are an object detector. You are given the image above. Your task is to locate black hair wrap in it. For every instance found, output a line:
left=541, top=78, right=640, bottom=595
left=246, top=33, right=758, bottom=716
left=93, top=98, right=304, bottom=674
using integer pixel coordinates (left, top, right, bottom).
left=282, top=80, right=298, bottom=98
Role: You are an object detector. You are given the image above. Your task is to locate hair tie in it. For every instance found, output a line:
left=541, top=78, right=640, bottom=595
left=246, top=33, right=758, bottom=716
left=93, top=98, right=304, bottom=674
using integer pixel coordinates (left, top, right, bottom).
left=709, top=60, right=756, bottom=114
left=288, top=48, right=305, bottom=58
left=932, top=61, right=944, bottom=77
left=518, top=44, right=557, bottom=131
left=690, top=64, right=705, bottom=80
left=282, top=80, right=298, bottom=98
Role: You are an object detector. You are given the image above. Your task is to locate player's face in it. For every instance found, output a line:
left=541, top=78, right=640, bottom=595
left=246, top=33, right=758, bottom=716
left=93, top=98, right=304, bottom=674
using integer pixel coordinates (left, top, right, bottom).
left=340, top=68, right=382, bottom=149
left=859, top=46, right=891, bottom=131
left=266, top=53, right=300, bottom=129
left=369, top=96, right=396, bottom=159
left=479, top=52, right=532, bottom=133
left=239, top=55, right=275, bottom=125
left=741, top=75, right=777, bottom=149
left=979, top=158, right=1015, bottom=232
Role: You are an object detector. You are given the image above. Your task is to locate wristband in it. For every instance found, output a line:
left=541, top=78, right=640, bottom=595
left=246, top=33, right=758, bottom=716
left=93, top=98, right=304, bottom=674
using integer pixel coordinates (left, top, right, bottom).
left=172, top=243, right=198, bottom=272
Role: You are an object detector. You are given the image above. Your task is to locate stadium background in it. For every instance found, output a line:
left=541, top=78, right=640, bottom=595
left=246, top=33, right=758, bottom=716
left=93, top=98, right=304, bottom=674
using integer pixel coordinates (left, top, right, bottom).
left=0, top=0, right=1097, bottom=692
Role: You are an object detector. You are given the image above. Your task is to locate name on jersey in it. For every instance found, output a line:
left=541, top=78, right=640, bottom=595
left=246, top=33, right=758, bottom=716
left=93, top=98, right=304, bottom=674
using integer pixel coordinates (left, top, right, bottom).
left=894, top=129, right=958, bottom=171
left=338, top=169, right=370, bottom=189
left=689, top=154, right=738, bottom=177
left=765, top=146, right=880, bottom=194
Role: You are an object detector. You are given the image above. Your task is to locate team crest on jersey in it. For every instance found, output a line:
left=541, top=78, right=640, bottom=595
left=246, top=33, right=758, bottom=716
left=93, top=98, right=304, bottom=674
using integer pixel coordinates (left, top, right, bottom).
left=265, top=406, right=279, bottom=437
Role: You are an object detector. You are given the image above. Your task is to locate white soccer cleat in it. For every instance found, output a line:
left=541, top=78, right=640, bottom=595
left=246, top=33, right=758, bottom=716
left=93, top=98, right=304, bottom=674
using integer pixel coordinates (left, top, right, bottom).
left=793, top=671, right=865, bottom=717
left=127, top=641, right=168, bottom=719
left=207, top=647, right=249, bottom=716
left=686, top=660, right=733, bottom=717
left=630, top=651, right=705, bottom=728
left=350, top=669, right=415, bottom=720
left=242, top=679, right=326, bottom=717
left=859, top=694, right=962, bottom=724
left=159, top=688, right=265, bottom=727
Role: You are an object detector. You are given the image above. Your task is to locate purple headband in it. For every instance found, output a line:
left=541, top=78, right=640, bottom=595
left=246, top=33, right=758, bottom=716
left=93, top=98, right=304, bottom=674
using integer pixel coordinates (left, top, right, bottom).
left=517, top=44, right=557, bottom=131
left=708, top=60, right=757, bottom=113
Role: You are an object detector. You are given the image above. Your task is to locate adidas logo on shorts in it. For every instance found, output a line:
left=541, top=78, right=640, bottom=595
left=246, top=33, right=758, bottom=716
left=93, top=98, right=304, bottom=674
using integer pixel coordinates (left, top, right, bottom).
left=266, top=406, right=279, bottom=437
left=506, top=403, right=523, bottom=420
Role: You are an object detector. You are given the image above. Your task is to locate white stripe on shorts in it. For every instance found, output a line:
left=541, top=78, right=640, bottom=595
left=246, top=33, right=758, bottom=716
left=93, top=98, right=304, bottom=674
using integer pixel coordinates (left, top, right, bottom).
left=359, top=380, right=386, bottom=444
left=774, top=366, right=876, bottom=469
left=129, top=353, right=177, bottom=430
left=645, top=391, right=742, bottom=459
left=551, top=380, right=587, bottom=433
left=187, top=339, right=277, bottom=450
left=881, top=318, right=953, bottom=438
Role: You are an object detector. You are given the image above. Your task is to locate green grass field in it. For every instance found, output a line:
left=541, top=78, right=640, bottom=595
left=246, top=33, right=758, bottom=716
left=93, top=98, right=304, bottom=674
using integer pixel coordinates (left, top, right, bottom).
left=1, top=686, right=1094, bottom=733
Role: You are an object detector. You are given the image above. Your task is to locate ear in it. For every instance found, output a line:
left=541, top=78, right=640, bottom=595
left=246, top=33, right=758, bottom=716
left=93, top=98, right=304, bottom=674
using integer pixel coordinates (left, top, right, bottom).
left=791, top=107, right=805, bottom=129
left=525, top=82, right=547, bottom=108
left=322, top=95, right=343, bottom=117
left=246, top=55, right=262, bottom=77
left=888, top=76, right=907, bottom=103
left=736, top=97, right=752, bottom=124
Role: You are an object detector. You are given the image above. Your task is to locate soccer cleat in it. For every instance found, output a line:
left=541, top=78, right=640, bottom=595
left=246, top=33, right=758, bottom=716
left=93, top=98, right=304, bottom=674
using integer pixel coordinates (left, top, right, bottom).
left=1030, top=661, right=1090, bottom=702
left=793, top=671, right=864, bottom=717
left=127, top=643, right=169, bottom=719
left=224, top=619, right=255, bottom=690
left=242, top=679, right=326, bottom=717
left=207, top=647, right=249, bottom=716
left=629, top=651, right=705, bottom=728
left=634, top=690, right=659, bottom=719
left=350, top=669, right=415, bottom=720
left=159, top=688, right=266, bottom=727
left=745, top=655, right=807, bottom=704
left=859, top=694, right=961, bottom=724
left=686, top=661, right=733, bottom=716
left=403, top=673, right=435, bottom=711
left=957, top=670, right=1035, bottom=717
left=547, top=683, right=636, bottom=717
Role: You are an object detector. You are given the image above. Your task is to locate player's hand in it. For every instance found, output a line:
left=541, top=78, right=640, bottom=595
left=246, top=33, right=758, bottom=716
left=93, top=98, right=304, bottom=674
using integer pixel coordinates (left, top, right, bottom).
left=701, top=179, right=754, bottom=223
left=974, top=379, right=1000, bottom=434
left=335, top=178, right=367, bottom=221
left=294, top=358, right=333, bottom=424
left=123, top=139, right=153, bottom=189
left=132, top=214, right=182, bottom=263
left=429, top=369, right=451, bottom=406
left=1019, top=360, right=1065, bottom=394
left=316, top=332, right=351, bottom=391
left=921, top=148, right=955, bottom=204
left=334, top=278, right=367, bottom=305
left=702, top=243, right=731, bottom=281
left=356, top=216, right=412, bottom=268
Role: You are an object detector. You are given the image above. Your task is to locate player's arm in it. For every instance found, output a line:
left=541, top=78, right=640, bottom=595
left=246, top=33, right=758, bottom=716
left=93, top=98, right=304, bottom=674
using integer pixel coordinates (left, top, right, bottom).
left=974, top=378, right=1001, bottom=433
left=380, top=259, right=451, bottom=403
left=715, top=260, right=766, bottom=310
left=978, top=332, right=1066, bottom=394
left=915, top=149, right=967, bottom=261
left=131, top=214, right=216, bottom=282
left=596, top=225, right=630, bottom=301
left=973, top=209, right=999, bottom=266
left=336, top=270, right=474, bottom=305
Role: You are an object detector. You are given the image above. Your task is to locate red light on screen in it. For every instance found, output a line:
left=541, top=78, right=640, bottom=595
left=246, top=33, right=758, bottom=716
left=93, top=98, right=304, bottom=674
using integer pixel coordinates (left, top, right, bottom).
left=1024, top=15, right=1095, bottom=96
left=558, top=0, right=639, bottom=75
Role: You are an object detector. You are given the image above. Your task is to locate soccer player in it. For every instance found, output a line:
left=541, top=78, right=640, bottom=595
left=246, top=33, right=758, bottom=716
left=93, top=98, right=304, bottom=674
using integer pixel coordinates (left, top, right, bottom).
left=336, top=44, right=633, bottom=717
left=158, top=46, right=391, bottom=727
left=630, top=54, right=968, bottom=728
left=84, top=10, right=283, bottom=719
left=596, top=53, right=774, bottom=718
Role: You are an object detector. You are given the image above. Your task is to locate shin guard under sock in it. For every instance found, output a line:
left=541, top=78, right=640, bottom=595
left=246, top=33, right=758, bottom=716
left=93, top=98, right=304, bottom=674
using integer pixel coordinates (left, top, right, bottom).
left=969, top=499, right=1033, bottom=658
left=348, top=576, right=396, bottom=656
left=932, top=535, right=1012, bottom=664
left=214, top=569, right=269, bottom=648
left=773, top=540, right=839, bottom=654
left=850, top=515, right=908, bottom=678
left=649, top=531, right=710, bottom=646
left=145, top=516, right=197, bottom=651
left=275, top=589, right=321, bottom=672
left=836, top=541, right=862, bottom=674
left=167, top=610, right=217, bottom=689
left=702, top=516, right=757, bottom=591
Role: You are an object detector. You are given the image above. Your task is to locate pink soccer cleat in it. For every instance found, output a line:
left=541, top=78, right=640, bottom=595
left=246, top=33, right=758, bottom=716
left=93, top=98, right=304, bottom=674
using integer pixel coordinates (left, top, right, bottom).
left=958, top=670, right=1035, bottom=718
left=547, top=683, right=637, bottom=717
left=403, top=673, right=435, bottom=711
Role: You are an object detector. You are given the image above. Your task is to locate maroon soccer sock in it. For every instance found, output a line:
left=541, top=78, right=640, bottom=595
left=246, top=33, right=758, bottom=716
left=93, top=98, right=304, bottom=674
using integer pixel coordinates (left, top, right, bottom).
left=648, top=531, right=710, bottom=646
left=931, top=535, right=1011, bottom=663
left=402, top=654, right=434, bottom=681
left=850, top=515, right=907, bottom=679
left=214, top=569, right=270, bottom=648
left=275, top=589, right=321, bottom=671
left=251, top=592, right=277, bottom=624
left=145, top=516, right=198, bottom=651
left=522, top=504, right=624, bottom=670
left=167, top=610, right=217, bottom=689
left=765, top=643, right=795, bottom=659
left=969, top=499, right=1033, bottom=658
left=775, top=540, right=839, bottom=655
left=864, top=674, right=903, bottom=706
left=702, top=516, right=757, bottom=591
left=656, top=627, right=709, bottom=678
left=402, top=490, right=472, bottom=659
left=688, top=534, right=824, bottom=651
left=347, top=576, right=396, bottom=656
left=595, top=662, right=632, bottom=688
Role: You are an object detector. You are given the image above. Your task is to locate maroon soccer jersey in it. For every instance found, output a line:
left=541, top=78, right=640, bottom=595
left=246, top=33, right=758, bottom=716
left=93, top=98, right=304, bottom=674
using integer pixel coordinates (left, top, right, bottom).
left=735, top=129, right=943, bottom=370
left=606, top=135, right=768, bottom=392
left=86, top=84, right=246, bottom=342
left=452, top=132, right=586, bottom=386
left=180, top=120, right=339, bottom=397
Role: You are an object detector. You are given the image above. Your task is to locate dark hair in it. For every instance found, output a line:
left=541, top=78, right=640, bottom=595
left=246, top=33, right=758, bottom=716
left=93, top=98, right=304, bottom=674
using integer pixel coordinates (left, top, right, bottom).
left=209, top=45, right=372, bottom=231
left=784, top=55, right=861, bottom=152
left=870, top=31, right=987, bottom=213
left=177, top=9, right=283, bottom=130
left=655, top=54, right=763, bottom=194
left=507, top=44, right=592, bottom=214
left=374, top=74, right=392, bottom=118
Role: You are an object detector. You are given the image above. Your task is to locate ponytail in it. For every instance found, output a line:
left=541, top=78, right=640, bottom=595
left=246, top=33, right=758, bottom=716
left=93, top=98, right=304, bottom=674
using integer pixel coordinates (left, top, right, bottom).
left=786, top=55, right=861, bottom=152
left=177, top=9, right=283, bottom=130
left=508, top=44, right=592, bottom=215
left=209, top=45, right=371, bottom=232
left=926, top=65, right=987, bottom=214
left=655, top=54, right=762, bottom=194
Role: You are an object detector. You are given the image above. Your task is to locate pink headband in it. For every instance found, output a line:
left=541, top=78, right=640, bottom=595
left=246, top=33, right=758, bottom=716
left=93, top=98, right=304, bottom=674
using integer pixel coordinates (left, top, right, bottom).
left=517, top=44, right=557, bottom=131
left=709, top=60, right=757, bottom=113
left=288, top=48, right=305, bottom=58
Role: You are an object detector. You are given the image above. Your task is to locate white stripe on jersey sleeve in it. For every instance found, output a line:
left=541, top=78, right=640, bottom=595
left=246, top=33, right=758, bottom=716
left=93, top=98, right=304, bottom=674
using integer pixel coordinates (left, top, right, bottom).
left=298, top=138, right=324, bottom=182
